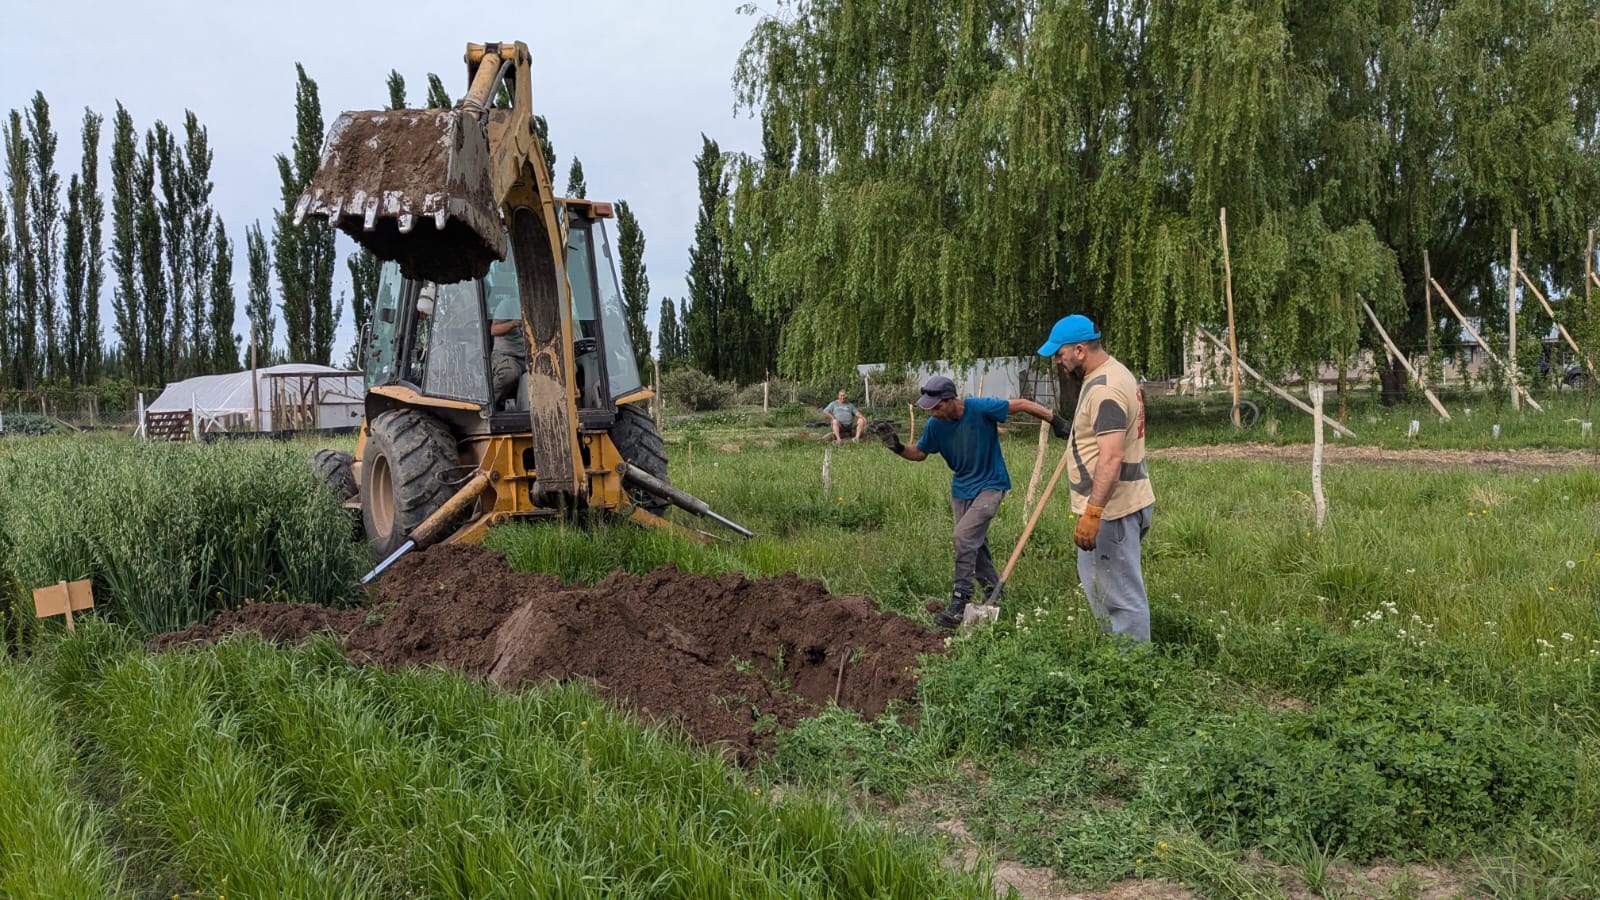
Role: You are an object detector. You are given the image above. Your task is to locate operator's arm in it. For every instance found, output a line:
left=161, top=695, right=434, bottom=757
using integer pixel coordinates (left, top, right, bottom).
left=1009, top=398, right=1071, bottom=438
left=490, top=319, right=520, bottom=337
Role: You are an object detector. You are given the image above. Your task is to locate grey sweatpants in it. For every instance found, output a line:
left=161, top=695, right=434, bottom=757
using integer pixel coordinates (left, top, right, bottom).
left=951, top=490, right=1004, bottom=601
left=1078, top=504, right=1153, bottom=641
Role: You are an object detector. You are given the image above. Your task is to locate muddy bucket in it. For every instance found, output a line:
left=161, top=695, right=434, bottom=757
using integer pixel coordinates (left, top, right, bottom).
left=294, top=108, right=505, bottom=284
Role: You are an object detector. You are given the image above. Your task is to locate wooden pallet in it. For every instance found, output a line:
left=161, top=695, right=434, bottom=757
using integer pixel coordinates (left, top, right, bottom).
left=144, top=410, right=193, bottom=441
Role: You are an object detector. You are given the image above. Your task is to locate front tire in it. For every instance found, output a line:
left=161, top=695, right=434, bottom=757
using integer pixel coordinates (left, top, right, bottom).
left=310, top=448, right=358, bottom=503
left=361, top=409, right=460, bottom=558
left=610, top=402, right=670, bottom=516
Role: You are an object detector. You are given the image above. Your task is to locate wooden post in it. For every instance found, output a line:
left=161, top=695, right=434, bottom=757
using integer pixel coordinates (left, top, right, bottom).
left=653, top=357, right=663, bottom=430
left=1022, top=419, right=1050, bottom=516
left=250, top=323, right=261, bottom=431
left=1423, top=251, right=1434, bottom=360
left=687, top=439, right=693, bottom=481
left=863, top=372, right=871, bottom=407
left=1509, top=229, right=1520, bottom=411
left=821, top=445, right=832, bottom=498
left=1220, top=208, right=1243, bottom=428
left=1198, top=329, right=1357, bottom=437
left=1310, top=384, right=1327, bottom=530
left=1362, top=300, right=1450, bottom=421
left=1429, top=276, right=1544, bottom=412
left=908, top=403, right=916, bottom=441
left=763, top=379, right=769, bottom=413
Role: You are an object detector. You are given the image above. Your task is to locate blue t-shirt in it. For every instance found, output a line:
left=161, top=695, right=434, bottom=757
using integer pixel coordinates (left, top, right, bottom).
left=916, top=397, right=1011, bottom=499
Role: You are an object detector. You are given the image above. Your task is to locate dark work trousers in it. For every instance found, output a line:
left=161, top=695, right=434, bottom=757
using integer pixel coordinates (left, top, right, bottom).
left=951, top=489, right=1005, bottom=601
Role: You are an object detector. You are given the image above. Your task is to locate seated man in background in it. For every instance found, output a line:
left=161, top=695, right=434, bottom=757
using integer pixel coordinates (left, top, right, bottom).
left=824, top=390, right=867, bottom=442
left=489, top=290, right=528, bottom=407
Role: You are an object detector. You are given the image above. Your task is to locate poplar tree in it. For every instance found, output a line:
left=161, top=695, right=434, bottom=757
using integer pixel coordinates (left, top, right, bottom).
left=656, top=296, right=682, bottom=370
left=152, top=120, right=187, bottom=375
left=274, top=64, right=337, bottom=364
left=136, top=129, right=167, bottom=383
left=5, top=111, right=37, bottom=389
left=63, top=175, right=84, bottom=381
left=245, top=221, right=274, bottom=360
left=565, top=157, right=586, bottom=199
left=79, top=108, right=104, bottom=383
left=208, top=220, right=238, bottom=371
left=614, top=200, right=652, bottom=374
left=425, top=73, right=451, bottom=108
left=534, top=115, right=556, bottom=183
left=684, top=136, right=724, bottom=377
left=386, top=69, right=407, bottom=110
left=181, top=112, right=214, bottom=373
left=109, top=103, right=142, bottom=382
left=26, top=93, right=61, bottom=383
left=0, top=163, right=10, bottom=382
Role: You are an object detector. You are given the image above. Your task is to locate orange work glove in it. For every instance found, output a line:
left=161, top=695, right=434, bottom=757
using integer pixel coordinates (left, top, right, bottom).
left=1074, top=505, right=1104, bottom=551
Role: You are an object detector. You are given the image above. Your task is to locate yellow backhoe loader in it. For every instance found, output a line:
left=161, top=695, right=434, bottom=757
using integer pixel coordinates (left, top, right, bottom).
left=298, top=41, right=749, bottom=580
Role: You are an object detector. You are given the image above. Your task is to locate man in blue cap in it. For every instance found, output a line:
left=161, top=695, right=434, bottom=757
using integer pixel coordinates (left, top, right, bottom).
left=873, top=374, right=1070, bottom=627
left=1038, top=314, right=1155, bottom=641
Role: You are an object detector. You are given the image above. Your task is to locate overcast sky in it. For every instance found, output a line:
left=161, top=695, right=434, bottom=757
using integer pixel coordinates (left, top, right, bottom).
left=1, top=1, right=764, bottom=363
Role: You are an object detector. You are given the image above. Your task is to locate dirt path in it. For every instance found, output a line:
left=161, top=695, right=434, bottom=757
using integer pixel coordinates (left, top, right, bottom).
left=1152, top=442, right=1599, bottom=472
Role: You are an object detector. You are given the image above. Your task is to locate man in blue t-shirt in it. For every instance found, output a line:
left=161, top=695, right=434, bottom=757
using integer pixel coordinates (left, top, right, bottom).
left=876, top=374, right=1069, bottom=627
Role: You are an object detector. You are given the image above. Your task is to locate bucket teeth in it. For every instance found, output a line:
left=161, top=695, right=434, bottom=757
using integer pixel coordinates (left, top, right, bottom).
left=294, top=109, right=506, bottom=284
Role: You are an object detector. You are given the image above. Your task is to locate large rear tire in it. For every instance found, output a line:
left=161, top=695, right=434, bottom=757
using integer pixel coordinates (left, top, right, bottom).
left=610, top=402, right=670, bottom=516
left=361, top=409, right=460, bottom=559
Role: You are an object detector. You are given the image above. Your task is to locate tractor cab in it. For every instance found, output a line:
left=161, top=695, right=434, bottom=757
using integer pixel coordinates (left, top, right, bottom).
left=361, top=200, right=644, bottom=430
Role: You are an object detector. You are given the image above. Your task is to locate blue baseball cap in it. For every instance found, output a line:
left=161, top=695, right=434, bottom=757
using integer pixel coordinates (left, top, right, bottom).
left=1037, top=314, right=1101, bottom=357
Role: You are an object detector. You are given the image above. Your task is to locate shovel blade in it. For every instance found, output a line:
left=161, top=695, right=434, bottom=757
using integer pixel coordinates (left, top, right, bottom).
left=294, top=109, right=505, bottom=284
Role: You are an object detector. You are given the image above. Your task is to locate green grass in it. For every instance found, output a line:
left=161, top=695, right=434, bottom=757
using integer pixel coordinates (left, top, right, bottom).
left=488, top=424, right=1600, bottom=891
left=4, top=410, right=1600, bottom=894
left=15, top=624, right=992, bottom=899
left=0, top=663, right=126, bottom=899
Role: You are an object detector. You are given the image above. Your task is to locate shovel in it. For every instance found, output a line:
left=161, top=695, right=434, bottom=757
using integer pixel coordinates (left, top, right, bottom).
left=989, top=442, right=1074, bottom=605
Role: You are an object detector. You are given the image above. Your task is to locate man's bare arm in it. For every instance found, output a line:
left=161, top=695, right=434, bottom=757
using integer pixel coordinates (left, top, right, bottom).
left=1088, top=431, right=1125, bottom=508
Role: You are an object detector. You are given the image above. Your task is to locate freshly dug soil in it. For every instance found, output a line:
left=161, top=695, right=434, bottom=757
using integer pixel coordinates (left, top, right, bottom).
left=153, top=544, right=944, bottom=758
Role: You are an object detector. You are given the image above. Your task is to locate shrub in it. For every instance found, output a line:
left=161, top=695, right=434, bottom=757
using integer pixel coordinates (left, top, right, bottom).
left=1166, top=671, right=1578, bottom=859
left=659, top=367, right=735, bottom=411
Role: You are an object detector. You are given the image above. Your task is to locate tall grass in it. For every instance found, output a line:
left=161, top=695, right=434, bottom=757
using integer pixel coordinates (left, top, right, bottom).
left=0, top=436, right=365, bottom=642
left=34, top=627, right=991, bottom=899
left=0, top=664, right=126, bottom=898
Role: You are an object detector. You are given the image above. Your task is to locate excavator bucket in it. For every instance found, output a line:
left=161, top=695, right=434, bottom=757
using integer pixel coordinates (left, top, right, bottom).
left=293, top=109, right=506, bottom=284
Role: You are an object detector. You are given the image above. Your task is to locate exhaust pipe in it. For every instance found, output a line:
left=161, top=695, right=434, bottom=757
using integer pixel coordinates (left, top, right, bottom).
left=618, top=463, right=754, bottom=538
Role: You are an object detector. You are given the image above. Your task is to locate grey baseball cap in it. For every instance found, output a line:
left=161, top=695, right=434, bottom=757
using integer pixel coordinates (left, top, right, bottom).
left=916, top=375, right=958, bottom=409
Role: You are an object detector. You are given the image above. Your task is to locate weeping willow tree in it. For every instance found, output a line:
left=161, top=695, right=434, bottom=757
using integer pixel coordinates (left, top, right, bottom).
left=728, top=0, right=1600, bottom=385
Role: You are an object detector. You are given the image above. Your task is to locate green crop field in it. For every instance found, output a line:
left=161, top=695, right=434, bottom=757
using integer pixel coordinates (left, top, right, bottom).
left=2, top=392, right=1599, bottom=898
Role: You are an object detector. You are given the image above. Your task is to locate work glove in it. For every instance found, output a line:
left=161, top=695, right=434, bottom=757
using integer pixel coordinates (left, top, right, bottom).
left=1073, top=504, right=1104, bottom=551
left=868, top=419, right=904, bottom=453
left=1050, top=413, right=1071, bottom=440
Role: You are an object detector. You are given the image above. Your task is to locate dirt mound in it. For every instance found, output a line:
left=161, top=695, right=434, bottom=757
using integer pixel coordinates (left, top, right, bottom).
left=154, top=544, right=944, bottom=758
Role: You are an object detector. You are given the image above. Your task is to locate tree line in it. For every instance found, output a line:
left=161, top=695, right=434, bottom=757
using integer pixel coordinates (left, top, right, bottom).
left=1, top=64, right=671, bottom=396
left=723, top=0, right=1600, bottom=388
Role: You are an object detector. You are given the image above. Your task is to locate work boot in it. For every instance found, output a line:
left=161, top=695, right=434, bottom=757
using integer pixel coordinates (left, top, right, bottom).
left=933, top=595, right=969, bottom=629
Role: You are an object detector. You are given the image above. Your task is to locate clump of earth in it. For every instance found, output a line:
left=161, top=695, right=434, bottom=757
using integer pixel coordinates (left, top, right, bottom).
left=154, top=544, right=944, bottom=758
